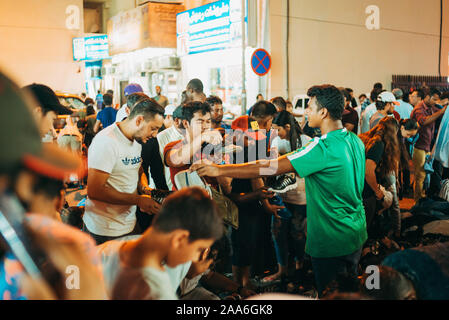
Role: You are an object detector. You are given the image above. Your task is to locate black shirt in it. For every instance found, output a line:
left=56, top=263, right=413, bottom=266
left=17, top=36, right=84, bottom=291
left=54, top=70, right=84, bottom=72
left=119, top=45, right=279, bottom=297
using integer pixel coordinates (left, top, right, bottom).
left=363, top=140, right=384, bottom=199
left=342, top=106, right=359, bottom=134
left=141, top=137, right=169, bottom=191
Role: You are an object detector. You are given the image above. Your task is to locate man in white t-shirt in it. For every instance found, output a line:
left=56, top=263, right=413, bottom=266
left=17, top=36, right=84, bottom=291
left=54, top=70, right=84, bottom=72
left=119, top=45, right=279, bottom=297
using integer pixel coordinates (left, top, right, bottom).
left=116, top=83, right=144, bottom=122
left=83, top=98, right=165, bottom=244
left=157, top=106, right=184, bottom=190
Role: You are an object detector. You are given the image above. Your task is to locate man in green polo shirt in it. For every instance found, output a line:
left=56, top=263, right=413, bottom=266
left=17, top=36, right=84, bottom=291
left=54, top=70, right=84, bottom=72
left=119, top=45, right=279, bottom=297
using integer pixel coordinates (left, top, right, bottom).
left=190, top=84, right=367, bottom=296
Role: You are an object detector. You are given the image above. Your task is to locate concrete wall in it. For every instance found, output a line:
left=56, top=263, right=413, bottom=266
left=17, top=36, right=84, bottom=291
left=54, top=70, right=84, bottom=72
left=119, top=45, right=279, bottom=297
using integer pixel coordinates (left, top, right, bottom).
left=269, top=0, right=449, bottom=99
left=0, top=0, right=85, bottom=93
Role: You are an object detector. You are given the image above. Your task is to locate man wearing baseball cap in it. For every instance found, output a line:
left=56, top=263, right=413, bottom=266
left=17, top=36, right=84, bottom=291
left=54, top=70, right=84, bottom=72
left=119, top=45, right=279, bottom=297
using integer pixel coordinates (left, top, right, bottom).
left=392, top=88, right=414, bottom=120
left=115, top=83, right=144, bottom=122
left=22, top=83, right=73, bottom=137
left=369, top=91, right=400, bottom=130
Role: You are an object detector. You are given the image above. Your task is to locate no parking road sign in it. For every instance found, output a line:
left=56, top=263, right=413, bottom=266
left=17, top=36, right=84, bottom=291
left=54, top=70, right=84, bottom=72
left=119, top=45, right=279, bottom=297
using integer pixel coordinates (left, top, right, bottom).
left=251, top=49, right=271, bottom=76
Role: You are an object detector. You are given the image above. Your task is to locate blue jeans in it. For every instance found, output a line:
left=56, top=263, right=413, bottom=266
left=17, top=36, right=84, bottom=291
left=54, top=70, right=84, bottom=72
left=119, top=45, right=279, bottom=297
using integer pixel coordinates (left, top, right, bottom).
left=271, top=203, right=307, bottom=267
left=311, top=248, right=362, bottom=297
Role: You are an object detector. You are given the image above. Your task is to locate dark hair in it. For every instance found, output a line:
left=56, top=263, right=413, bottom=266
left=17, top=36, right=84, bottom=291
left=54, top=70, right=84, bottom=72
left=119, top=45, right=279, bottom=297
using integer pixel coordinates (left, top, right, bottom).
left=273, top=110, right=303, bottom=150
left=106, top=89, right=113, bottom=95
left=128, top=98, right=164, bottom=121
left=359, top=94, right=367, bottom=100
left=84, top=98, right=94, bottom=106
left=346, top=88, right=354, bottom=94
left=77, top=119, right=87, bottom=130
left=361, top=266, right=415, bottom=300
left=440, top=91, right=449, bottom=100
left=399, top=118, right=418, bottom=131
left=32, top=175, right=65, bottom=200
left=181, top=101, right=211, bottom=125
left=430, top=87, right=441, bottom=98
left=205, top=95, right=223, bottom=107
left=321, top=272, right=363, bottom=299
left=413, top=89, right=426, bottom=100
left=370, top=88, right=382, bottom=103
left=256, top=94, right=263, bottom=100
left=359, top=117, right=400, bottom=178
left=152, top=187, right=223, bottom=242
left=397, top=118, right=418, bottom=166
left=271, top=96, right=287, bottom=111
left=187, top=78, right=204, bottom=93
left=86, top=105, right=95, bottom=116
left=127, top=92, right=149, bottom=110
left=180, top=91, right=188, bottom=105
left=375, top=100, right=388, bottom=111
left=339, top=88, right=352, bottom=104
left=307, top=84, right=345, bottom=120
left=374, top=82, right=383, bottom=90
left=103, top=93, right=113, bottom=106
left=250, top=100, right=277, bottom=119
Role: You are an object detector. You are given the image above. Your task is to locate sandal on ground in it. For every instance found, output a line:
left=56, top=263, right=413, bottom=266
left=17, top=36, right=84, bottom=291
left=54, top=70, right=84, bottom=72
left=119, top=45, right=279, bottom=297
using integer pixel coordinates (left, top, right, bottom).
left=261, top=273, right=283, bottom=283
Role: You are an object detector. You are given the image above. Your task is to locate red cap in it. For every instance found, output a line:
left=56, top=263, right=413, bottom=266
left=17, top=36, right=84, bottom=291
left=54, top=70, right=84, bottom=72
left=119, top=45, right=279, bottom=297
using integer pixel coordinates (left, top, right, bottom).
left=231, top=115, right=266, bottom=141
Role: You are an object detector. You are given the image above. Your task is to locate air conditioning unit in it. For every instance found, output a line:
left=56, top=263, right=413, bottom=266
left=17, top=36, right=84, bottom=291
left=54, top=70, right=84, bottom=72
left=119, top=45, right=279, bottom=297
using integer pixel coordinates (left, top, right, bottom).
left=142, top=60, right=153, bottom=71
left=89, top=68, right=101, bottom=78
left=158, top=56, right=181, bottom=70
left=100, top=66, right=117, bottom=76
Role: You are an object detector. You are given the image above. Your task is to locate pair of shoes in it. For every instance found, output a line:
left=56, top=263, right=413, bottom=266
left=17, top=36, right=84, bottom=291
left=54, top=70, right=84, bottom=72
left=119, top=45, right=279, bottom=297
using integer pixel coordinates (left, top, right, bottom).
left=267, top=174, right=298, bottom=193
left=150, top=189, right=173, bottom=204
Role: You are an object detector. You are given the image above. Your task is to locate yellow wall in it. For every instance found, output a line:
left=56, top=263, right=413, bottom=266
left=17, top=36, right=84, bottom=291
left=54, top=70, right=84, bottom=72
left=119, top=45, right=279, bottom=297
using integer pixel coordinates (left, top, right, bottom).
left=0, top=0, right=85, bottom=93
left=269, top=0, right=449, bottom=99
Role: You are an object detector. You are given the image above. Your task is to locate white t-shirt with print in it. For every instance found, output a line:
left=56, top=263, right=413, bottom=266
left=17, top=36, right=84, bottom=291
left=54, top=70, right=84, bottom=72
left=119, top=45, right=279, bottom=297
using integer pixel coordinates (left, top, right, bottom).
left=83, top=123, right=142, bottom=236
left=96, top=236, right=178, bottom=300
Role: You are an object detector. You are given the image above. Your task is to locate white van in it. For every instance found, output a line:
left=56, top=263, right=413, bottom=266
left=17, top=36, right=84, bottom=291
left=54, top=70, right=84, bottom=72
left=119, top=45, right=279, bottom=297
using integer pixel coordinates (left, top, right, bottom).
left=291, top=94, right=310, bottom=122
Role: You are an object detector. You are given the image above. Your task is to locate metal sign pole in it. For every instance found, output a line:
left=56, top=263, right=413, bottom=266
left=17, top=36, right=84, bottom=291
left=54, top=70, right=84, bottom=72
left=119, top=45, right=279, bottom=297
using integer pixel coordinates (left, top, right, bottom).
left=241, top=0, right=247, bottom=115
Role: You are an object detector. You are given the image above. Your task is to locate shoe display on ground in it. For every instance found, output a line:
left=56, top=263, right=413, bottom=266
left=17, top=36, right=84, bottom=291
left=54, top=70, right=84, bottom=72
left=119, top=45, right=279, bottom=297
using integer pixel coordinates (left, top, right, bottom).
left=267, top=174, right=298, bottom=193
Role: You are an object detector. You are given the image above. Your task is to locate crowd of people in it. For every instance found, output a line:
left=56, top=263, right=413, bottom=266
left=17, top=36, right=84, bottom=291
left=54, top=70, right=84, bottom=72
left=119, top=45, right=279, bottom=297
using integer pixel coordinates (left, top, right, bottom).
left=0, top=69, right=449, bottom=301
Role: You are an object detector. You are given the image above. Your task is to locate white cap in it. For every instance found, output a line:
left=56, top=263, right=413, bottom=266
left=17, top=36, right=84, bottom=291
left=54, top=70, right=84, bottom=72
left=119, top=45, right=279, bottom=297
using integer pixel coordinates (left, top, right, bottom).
left=164, top=104, right=176, bottom=116
left=377, top=91, right=400, bottom=105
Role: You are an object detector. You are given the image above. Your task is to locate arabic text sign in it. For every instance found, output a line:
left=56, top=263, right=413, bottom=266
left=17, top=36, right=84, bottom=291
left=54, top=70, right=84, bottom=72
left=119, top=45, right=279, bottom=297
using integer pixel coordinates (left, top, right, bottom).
left=177, top=0, right=246, bottom=55
left=73, top=35, right=109, bottom=61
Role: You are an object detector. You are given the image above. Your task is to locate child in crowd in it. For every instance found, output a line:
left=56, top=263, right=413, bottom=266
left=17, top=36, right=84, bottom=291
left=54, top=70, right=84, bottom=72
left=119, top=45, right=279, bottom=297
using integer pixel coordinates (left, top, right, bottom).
left=263, top=110, right=311, bottom=283
left=96, top=187, right=223, bottom=300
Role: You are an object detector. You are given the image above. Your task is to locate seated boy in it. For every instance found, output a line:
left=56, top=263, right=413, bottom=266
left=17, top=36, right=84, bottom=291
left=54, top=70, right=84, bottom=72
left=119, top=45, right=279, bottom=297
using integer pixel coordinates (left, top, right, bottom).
left=96, top=187, right=223, bottom=300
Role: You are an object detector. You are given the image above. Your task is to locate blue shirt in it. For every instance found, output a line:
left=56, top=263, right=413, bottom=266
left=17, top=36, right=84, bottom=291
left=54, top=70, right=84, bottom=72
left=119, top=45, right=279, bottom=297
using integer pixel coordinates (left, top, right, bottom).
left=434, top=107, right=449, bottom=167
left=97, top=107, right=117, bottom=130
left=395, top=99, right=414, bottom=119
left=361, top=103, right=377, bottom=133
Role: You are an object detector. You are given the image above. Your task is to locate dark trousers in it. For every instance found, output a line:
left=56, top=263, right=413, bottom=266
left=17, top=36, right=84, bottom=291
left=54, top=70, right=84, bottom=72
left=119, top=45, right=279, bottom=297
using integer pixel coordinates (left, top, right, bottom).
left=311, top=248, right=362, bottom=297
left=363, top=195, right=377, bottom=231
left=82, top=223, right=141, bottom=245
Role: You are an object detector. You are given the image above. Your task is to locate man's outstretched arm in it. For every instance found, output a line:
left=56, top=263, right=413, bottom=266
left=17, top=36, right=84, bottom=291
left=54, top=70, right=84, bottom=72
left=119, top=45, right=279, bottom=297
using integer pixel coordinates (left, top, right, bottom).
left=190, top=155, right=296, bottom=179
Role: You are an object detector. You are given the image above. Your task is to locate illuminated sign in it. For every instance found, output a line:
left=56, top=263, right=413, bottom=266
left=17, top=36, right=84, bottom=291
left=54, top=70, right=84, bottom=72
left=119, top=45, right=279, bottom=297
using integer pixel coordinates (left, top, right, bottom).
left=72, top=35, right=110, bottom=61
left=176, top=0, right=247, bottom=55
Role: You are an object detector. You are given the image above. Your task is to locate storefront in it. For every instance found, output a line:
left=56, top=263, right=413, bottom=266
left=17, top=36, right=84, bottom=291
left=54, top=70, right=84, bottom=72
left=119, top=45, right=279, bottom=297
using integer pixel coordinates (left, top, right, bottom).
left=105, top=2, right=185, bottom=107
left=72, top=34, right=110, bottom=101
left=177, top=0, right=262, bottom=117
